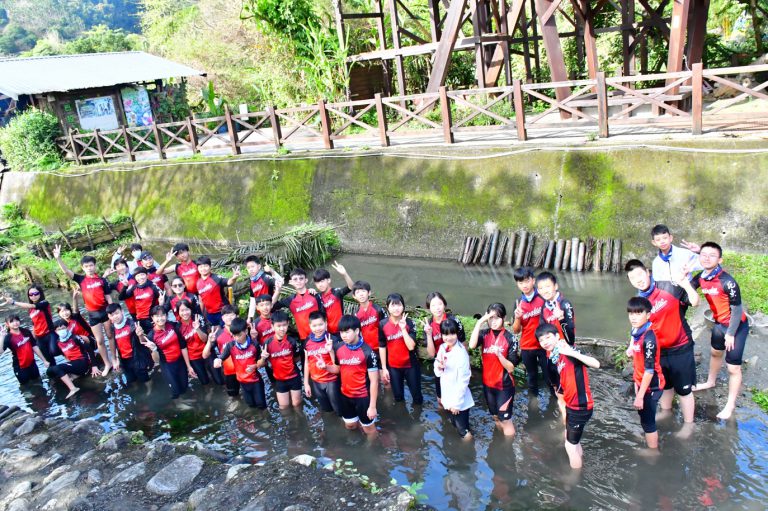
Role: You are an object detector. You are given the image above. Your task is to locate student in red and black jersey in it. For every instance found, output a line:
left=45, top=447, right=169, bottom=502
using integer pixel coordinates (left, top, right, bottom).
left=55, top=289, right=95, bottom=346
left=262, top=311, right=303, bottom=409
left=245, top=255, right=282, bottom=310
left=535, top=272, right=576, bottom=346
left=46, top=319, right=100, bottom=399
left=379, top=293, right=422, bottom=405
left=511, top=267, right=549, bottom=395
left=247, top=295, right=275, bottom=345
left=104, top=258, right=137, bottom=319
left=140, top=306, right=196, bottom=400
left=351, top=281, right=388, bottom=384
left=213, top=317, right=268, bottom=409
left=313, top=261, right=355, bottom=334
left=1, top=315, right=49, bottom=385
left=106, top=304, right=154, bottom=385
left=196, top=256, right=240, bottom=328
left=625, top=259, right=700, bottom=425
left=202, top=305, right=239, bottom=395
left=469, top=303, right=520, bottom=437
left=303, top=311, right=342, bottom=415
left=274, top=268, right=324, bottom=340
left=118, top=267, right=161, bottom=334
left=176, top=300, right=215, bottom=385
left=3, top=285, right=56, bottom=364
left=137, top=252, right=170, bottom=294
left=690, top=242, right=750, bottom=420
left=163, top=277, right=202, bottom=322
left=326, top=315, right=380, bottom=435
left=422, top=291, right=465, bottom=405
left=536, top=323, right=600, bottom=469
left=626, top=297, right=664, bottom=450
left=156, top=243, right=200, bottom=294
left=53, top=244, right=115, bottom=376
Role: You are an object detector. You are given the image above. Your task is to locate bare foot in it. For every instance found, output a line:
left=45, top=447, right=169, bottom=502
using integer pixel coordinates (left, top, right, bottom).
left=716, top=407, right=734, bottom=420
left=692, top=381, right=715, bottom=392
left=66, top=387, right=80, bottom=399
left=101, top=364, right=112, bottom=377
left=674, top=422, right=695, bottom=440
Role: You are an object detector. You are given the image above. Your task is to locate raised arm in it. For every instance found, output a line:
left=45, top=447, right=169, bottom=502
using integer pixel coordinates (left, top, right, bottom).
left=469, top=312, right=493, bottom=349
left=331, top=261, right=355, bottom=289
left=52, top=244, right=75, bottom=279
left=559, top=343, right=600, bottom=369
left=157, top=249, right=177, bottom=275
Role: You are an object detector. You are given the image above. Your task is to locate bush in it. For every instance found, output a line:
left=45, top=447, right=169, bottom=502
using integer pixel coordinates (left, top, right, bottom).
left=0, top=109, right=63, bottom=171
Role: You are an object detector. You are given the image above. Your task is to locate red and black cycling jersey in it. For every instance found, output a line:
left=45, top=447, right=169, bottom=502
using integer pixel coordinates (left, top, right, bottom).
left=539, top=293, right=575, bottom=346
left=219, top=338, right=261, bottom=384
left=691, top=268, right=747, bottom=326
left=429, top=313, right=466, bottom=354
left=321, top=287, right=351, bottom=334
left=356, top=302, right=386, bottom=350
left=113, top=278, right=137, bottom=316
left=119, top=282, right=160, bottom=320
left=553, top=352, right=593, bottom=411
left=334, top=340, right=379, bottom=398
left=196, top=274, right=230, bottom=315
left=630, top=324, right=664, bottom=392
left=214, top=328, right=236, bottom=375
left=263, top=334, right=301, bottom=381
left=479, top=329, right=520, bottom=390
left=249, top=274, right=275, bottom=299
left=381, top=318, right=417, bottom=369
left=304, top=333, right=339, bottom=383
left=2, top=328, right=36, bottom=369
left=113, top=319, right=138, bottom=359
left=66, top=313, right=93, bottom=338
left=165, top=292, right=202, bottom=317
left=54, top=334, right=94, bottom=365
left=518, top=293, right=545, bottom=350
left=175, top=261, right=200, bottom=294
left=275, top=292, right=324, bottom=340
left=73, top=274, right=111, bottom=312
left=145, top=266, right=168, bottom=290
left=179, top=319, right=208, bottom=361
left=147, top=323, right=186, bottom=364
left=251, top=316, right=274, bottom=345
left=640, top=280, right=692, bottom=351
left=28, top=300, right=54, bottom=337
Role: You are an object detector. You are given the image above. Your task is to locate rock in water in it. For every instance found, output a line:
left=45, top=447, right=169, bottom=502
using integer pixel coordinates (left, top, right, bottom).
left=146, top=455, right=204, bottom=495
left=38, top=471, right=80, bottom=501
left=14, top=417, right=41, bottom=437
left=109, top=462, right=146, bottom=485
left=291, top=454, right=316, bottom=468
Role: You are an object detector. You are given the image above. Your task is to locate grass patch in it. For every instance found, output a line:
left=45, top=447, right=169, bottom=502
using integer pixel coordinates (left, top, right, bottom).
left=725, top=251, right=768, bottom=315
left=752, top=389, right=768, bottom=412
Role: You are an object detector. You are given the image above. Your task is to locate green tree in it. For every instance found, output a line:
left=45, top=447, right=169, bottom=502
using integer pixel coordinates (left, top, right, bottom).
left=0, top=109, right=63, bottom=171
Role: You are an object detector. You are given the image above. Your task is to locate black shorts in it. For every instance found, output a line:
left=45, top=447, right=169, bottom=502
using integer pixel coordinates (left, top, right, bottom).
left=449, top=408, right=471, bottom=438
left=565, top=407, right=593, bottom=445
left=483, top=385, right=515, bottom=421
left=660, top=342, right=696, bottom=396
left=87, top=309, right=109, bottom=327
left=14, top=363, right=40, bottom=385
left=340, top=394, right=375, bottom=427
left=637, top=389, right=662, bottom=434
left=275, top=375, right=302, bottom=393
left=309, top=379, right=342, bottom=415
left=711, top=320, right=749, bottom=366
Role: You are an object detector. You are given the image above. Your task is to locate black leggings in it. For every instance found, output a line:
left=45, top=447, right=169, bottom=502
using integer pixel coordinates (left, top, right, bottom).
left=637, top=389, right=662, bottom=433
left=224, top=373, right=240, bottom=397
left=309, top=379, right=342, bottom=415
left=14, top=363, right=40, bottom=384
left=389, top=365, right=423, bottom=404
left=121, top=356, right=151, bottom=384
left=189, top=357, right=221, bottom=386
left=35, top=332, right=58, bottom=365
left=448, top=409, right=471, bottom=438
left=161, top=359, right=189, bottom=399
left=521, top=348, right=550, bottom=392
left=241, top=381, right=267, bottom=409
left=47, top=358, right=89, bottom=380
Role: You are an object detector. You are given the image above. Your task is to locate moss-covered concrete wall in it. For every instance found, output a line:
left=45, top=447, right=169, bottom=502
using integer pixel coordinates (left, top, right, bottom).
left=4, top=141, right=767, bottom=260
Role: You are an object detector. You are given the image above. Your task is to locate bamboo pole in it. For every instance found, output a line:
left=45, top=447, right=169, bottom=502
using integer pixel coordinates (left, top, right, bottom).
left=488, top=229, right=500, bottom=266
left=602, top=239, right=613, bottom=272
left=534, top=241, right=547, bottom=267
left=562, top=239, right=572, bottom=271
left=474, top=235, right=487, bottom=265
left=480, top=233, right=493, bottom=265
left=570, top=237, right=579, bottom=271
left=577, top=241, right=585, bottom=271
left=554, top=239, right=565, bottom=270
left=101, top=216, right=117, bottom=240
left=544, top=240, right=555, bottom=269
left=594, top=240, right=603, bottom=272
left=460, top=236, right=471, bottom=263
left=584, top=237, right=595, bottom=270
left=523, top=235, right=536, bottom=266
left=58, top=228, right=73, bottom=250
left=507, top=232, right=517, bottom=266
left=84, top=225, right=94, bottom=250
left=495, top=236, right=508, bottom=266
left=515, top=231, right=528, bottom=267
left=612, top=239, right=622, bottom=272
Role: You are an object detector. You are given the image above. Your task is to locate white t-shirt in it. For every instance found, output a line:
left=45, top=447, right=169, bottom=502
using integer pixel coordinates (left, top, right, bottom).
left=434, top=343, right=474, bottom=411
left=651, top=244, right=702, bottom=283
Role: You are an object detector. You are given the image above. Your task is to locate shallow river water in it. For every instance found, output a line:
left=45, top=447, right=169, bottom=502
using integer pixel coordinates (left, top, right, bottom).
left=1, top=254, right=766, bottom=510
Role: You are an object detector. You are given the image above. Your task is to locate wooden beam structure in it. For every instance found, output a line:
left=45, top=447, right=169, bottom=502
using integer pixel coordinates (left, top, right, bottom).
left=534, top=0, right=570, bottom=106
left=427, top=0, right=470, bottom=92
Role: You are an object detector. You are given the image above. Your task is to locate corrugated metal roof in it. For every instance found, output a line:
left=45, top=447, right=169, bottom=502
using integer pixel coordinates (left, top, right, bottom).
left=0, top=51, right=205, bottom=100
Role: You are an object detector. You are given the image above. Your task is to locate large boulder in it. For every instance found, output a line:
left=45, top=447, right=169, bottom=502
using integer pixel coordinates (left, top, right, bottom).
left=146, top=455, right=204, bottom=496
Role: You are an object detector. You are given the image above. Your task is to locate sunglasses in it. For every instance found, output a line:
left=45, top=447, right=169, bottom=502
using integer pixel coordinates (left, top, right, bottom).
left=29, top=291, right=41, bottom=296
left=172, top=283, right=185, bottom=287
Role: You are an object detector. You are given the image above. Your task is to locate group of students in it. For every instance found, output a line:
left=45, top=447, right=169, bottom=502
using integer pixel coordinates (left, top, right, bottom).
left=0, top=223, right=751, bottom=470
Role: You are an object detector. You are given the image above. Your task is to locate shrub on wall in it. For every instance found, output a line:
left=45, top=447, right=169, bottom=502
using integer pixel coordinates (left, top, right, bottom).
left=0, top=108, right=63, bottom=171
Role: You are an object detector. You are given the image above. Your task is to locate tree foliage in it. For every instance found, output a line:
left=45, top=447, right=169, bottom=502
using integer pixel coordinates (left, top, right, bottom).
left=0, top=109, right=63, bottom=171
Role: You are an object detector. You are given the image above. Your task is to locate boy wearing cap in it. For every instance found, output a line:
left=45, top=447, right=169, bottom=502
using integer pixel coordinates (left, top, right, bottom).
left=118, top=267, right=161, bottom=333
left=157, top=243, right=200, bottom=294
left=195, top=256, right=240, bottom=328
left=138, top=251, right=170, bottom=294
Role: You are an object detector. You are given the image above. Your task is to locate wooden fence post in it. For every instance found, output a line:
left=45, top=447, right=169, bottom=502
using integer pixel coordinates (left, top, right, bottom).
left=224, top=105, right=241, bottom=155
left=318, top=99, right=335, bottom=149
left=266, top=106, right=283, bottom=151
left=68, top=128, right=81, bottom=165
left=439, top=86, right=454, bottom=144
left=375, top=93, right=390, bottom=147
left=151, top=122, right=165, bottom=160
left=121, top=125, right=135, bottom=162
left=513, top=79, right=527, bottom=141
left=186, top=117, right=199, bottom=154
left=596, top=71, right=609, bottom=138
left=93, top=129, right=106, bottom=163
left=691, top=63, right=703, bottom=135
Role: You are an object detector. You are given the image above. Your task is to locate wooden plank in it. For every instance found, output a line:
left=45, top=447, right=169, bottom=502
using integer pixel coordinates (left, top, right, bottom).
left=513, top=79, right=527, bottom=140
left=93, top=129, right=106, bottom=163
left=665, top=0, right=690, bottom=96
left=686, top=0, right=709, bottom=65
left=596, top=71, right=609, bottom=138
left=266, top=106, right=283, bottom=150
left=534, top=0, right=570, bottom=113
left=121, top=125, right=135, bottom=161
left=691, top=62, right=703, bottom=135
left=439, top=86, right=455, bottom=143
left=224, top=106, right=241, bottom=155
left=151, top=122, right=165, bottom=160
left=580, top=0, right=599, bottom=81
left=318, top=100, right=335, bottom=149
left=68, top=129, right=81, bottom=165
left=375, top=93, right=390, bottom=146
left=426, top=0, right=470, bottom=93
left=187, top=117, right=199, bottom=153
left=389, top=0, right=407, bottom=96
